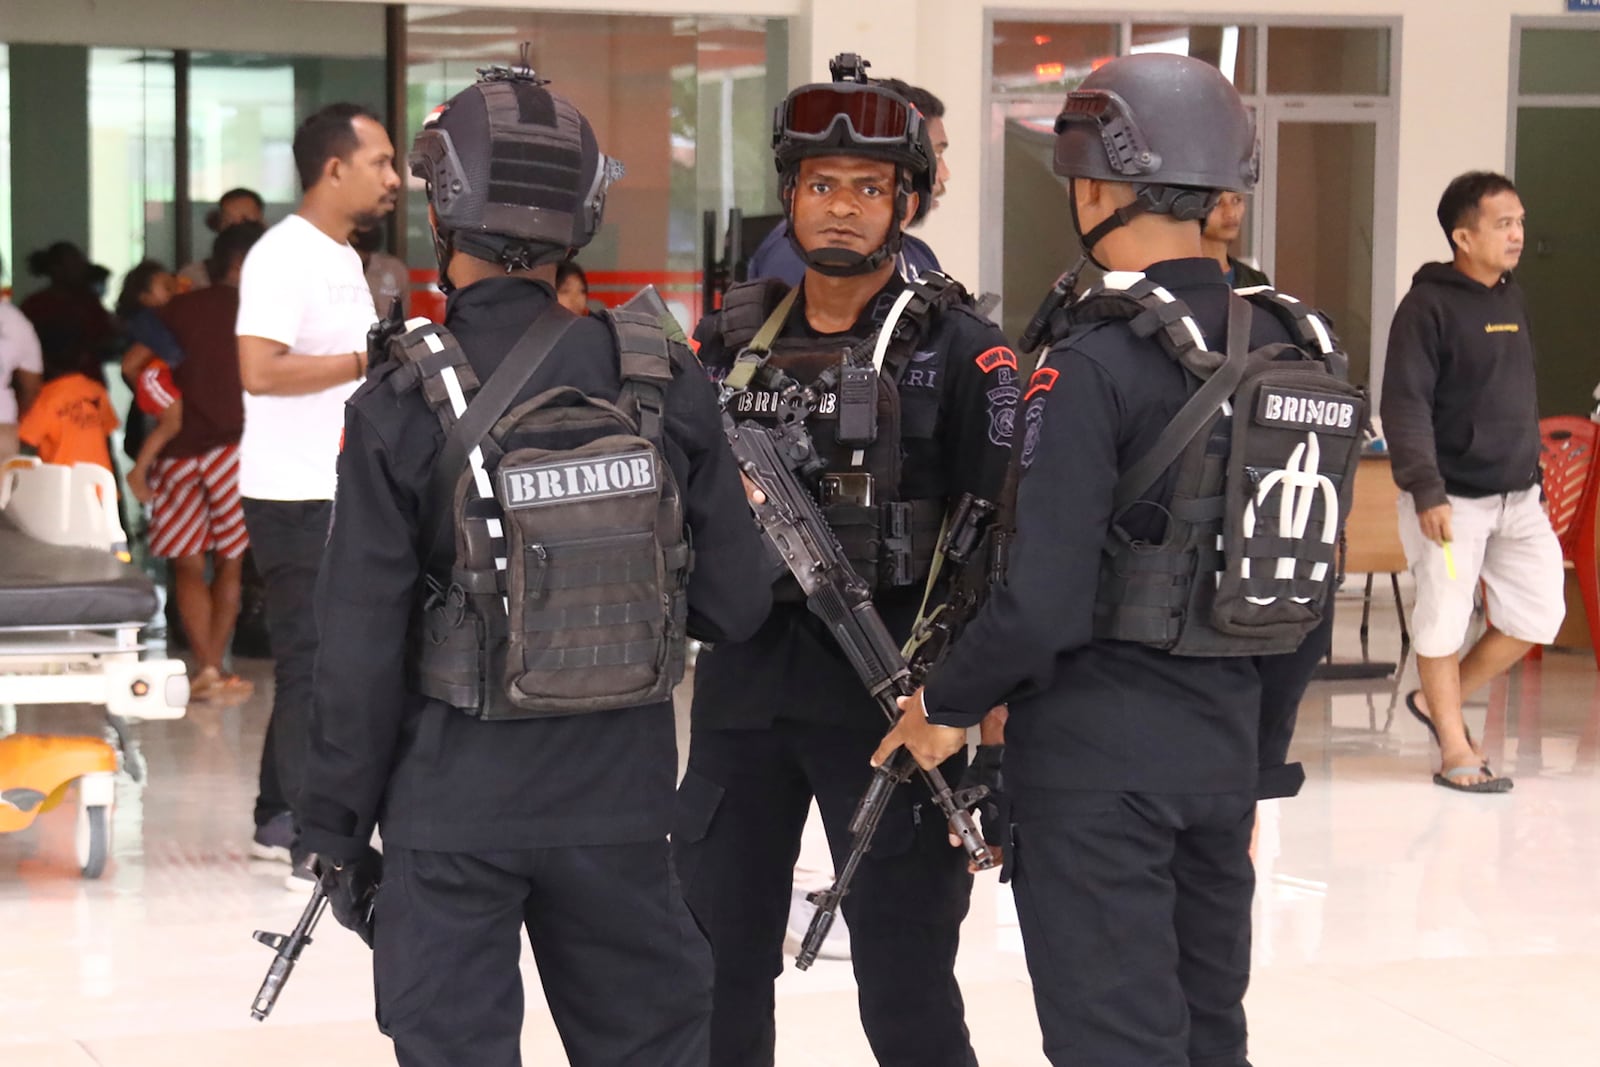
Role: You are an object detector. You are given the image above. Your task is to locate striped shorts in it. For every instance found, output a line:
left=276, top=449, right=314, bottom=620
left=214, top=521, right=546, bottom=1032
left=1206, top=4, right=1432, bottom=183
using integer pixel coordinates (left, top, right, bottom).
left=149, top=443, right=249, bottom=559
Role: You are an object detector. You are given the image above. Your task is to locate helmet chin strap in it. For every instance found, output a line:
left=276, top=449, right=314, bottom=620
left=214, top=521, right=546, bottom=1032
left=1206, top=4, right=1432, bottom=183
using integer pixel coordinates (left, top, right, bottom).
left=781, top=171, right=907, bottom=278
left=1069, top=177, right=1152, bottom=272
left=1069, top=179, right=1220, bottom=269
left=433, top=230, right=569, bottom=291
left=432, top=228, right=457, bottom=294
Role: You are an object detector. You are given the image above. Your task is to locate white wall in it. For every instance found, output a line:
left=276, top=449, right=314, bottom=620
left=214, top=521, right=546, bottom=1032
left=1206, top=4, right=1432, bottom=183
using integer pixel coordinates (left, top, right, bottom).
left=0, top=0, right=386, bottom=55
left=906, top=0, right=1578, bottom=315
left=295, top=0, right=1595, bottom=324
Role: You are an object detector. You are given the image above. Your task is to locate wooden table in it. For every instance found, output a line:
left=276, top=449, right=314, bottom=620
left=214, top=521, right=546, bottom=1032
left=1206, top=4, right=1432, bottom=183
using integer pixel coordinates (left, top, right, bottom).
left=1318, top=452, right=1411, bottom=678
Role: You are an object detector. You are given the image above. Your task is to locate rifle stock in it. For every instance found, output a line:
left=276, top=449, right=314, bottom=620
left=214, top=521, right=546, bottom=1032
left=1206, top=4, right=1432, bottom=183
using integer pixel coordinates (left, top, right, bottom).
left=250, top=878, right=329, bottom=1021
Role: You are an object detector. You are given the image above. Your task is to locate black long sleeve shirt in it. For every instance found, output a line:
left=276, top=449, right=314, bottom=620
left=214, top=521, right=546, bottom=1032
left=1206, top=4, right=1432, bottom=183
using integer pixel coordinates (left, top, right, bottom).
left=691, top=277, right=1017, bottom=733
left=298, top=278, right=772, bottom=861
left=921, top=259, right=1308, bottom=795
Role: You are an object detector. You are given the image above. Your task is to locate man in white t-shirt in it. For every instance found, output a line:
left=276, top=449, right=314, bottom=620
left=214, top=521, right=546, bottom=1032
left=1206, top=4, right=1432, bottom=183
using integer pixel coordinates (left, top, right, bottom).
left=0, top=253, right=45, bottom=457
left=236, top=103, right=400, bottom=884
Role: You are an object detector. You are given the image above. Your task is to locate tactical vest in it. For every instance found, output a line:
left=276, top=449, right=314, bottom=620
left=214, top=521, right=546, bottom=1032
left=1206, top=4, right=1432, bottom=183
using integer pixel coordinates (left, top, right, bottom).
left=386, top=295, right=692, bottom=719
left=1043, top=273, right=1365, bottom=657
left=717, top=274, right=967, bottom=593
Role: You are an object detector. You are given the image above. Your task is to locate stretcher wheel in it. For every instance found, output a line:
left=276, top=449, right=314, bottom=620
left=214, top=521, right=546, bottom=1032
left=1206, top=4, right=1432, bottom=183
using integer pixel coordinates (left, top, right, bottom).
left=77, top=803, right=110, bottom=879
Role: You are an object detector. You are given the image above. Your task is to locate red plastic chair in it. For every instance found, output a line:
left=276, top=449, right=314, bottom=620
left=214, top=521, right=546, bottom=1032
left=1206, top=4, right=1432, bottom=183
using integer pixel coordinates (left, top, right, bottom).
left=1536, top=417, right=1600, bottom=668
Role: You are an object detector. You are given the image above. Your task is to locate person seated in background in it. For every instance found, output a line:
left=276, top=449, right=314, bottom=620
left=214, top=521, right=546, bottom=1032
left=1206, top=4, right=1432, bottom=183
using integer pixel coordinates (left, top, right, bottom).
left=18, top=338, right=119, bottom=472
left=555, top=258, right=590, bottom=315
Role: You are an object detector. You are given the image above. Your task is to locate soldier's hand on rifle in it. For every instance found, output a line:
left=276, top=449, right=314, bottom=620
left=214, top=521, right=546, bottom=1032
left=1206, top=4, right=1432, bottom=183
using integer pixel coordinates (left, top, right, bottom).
left=315, top=848, right=383, bottom=948
left=739, top=471, right=766, bottom=506
left=951, top=738, right=1009, bottom=872
left=873, top=687, right=968, bottom=772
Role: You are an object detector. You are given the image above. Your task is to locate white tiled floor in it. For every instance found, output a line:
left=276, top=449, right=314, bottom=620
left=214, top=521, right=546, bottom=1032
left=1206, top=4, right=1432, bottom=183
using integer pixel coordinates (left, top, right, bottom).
left=3, top=588, right=1597, bottom=1065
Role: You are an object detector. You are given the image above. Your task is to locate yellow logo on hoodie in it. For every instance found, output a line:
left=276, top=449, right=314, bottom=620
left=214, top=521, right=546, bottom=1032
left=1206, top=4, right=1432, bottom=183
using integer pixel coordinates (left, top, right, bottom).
left=1485, top=323, right=1520, bottom=333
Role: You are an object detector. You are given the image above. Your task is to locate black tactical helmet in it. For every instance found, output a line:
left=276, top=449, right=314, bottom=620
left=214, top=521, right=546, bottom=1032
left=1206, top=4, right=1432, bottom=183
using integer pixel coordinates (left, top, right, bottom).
left=772, top=53, right=936, bottom=276
left=1051, top=54, right=1258, bottom=260
left=410, top=63, right=623, bottom=290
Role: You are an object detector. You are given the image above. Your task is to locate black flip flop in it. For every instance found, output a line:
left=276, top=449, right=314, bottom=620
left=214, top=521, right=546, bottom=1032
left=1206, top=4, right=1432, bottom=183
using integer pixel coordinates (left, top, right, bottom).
left=1433, top=764, right=1514, bottom=794
left=1404, top=689, right=1439, bottom=745
left=1405, top=689, right=1479, bottom=750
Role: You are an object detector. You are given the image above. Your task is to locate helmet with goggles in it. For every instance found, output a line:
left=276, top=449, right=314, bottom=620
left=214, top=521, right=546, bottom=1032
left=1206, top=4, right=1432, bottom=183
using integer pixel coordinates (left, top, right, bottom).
left=772, top=53, right=936, bottom=277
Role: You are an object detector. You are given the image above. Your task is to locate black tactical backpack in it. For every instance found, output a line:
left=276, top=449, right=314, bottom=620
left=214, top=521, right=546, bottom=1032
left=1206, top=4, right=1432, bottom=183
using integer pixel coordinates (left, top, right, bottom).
left=1060, top=274, right=1366, bottom=656
left=388, top=290, right=692, bottom=719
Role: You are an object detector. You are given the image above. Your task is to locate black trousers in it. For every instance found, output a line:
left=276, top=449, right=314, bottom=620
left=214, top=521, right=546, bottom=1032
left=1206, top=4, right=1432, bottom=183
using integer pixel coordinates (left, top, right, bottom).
left=1009, top=788, right=1256, bottom=1067
left=673, top=723, right=977, bottom=1067
left=241, top=498, right=330, bottom=828
left=373, top=840, right=712, bottom=1067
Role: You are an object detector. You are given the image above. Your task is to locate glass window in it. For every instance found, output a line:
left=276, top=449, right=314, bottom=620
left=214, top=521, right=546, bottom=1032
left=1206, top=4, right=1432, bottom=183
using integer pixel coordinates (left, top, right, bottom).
left=189, top=55, right=297, bottom=225
left=998, top=100, right=1097, bottom=343
left=991, top=21, right=1119, bottom=95
left=89, top=48, right=176, bottom=294
left=1519, top=28, right=1600, bottom=96
left=1266, top=27, right=1390, bottom=95
left=187, top=52, right=384, bottom=272
left=1271, top=121, right=1377, bottom=384
left=406, top=7, right=785, bottom=326
left=1131, top=24, right=1257, bottom=94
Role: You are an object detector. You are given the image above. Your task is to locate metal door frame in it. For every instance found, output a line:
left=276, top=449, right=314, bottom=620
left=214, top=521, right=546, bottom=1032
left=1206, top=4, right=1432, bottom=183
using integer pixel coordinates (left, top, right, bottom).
left=1258, top=96, right=1397, bottom=389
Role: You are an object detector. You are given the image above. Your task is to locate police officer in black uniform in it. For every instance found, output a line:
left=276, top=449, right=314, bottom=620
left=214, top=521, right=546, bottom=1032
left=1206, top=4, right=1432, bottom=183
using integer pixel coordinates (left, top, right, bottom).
left=881, top=54, right=1325, bottom=1066
left=673, top=56, right=1014, bottom=1067
left=297, top=68, right=772, bottom=1067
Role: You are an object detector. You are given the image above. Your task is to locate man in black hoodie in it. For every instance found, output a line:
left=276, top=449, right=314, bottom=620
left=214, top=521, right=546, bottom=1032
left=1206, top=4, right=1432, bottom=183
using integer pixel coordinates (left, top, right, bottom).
left=1379, top=171, right=1564, bottom=793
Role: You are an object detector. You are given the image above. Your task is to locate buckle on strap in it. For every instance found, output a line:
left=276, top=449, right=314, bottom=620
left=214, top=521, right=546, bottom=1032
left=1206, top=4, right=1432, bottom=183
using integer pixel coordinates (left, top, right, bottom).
left=882, top=501, right=914, bottom=586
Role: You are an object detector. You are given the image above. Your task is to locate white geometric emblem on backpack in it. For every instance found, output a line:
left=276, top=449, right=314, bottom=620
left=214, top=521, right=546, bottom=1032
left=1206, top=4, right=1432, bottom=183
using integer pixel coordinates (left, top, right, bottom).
left=1238, top=431, right=1339, bottom=605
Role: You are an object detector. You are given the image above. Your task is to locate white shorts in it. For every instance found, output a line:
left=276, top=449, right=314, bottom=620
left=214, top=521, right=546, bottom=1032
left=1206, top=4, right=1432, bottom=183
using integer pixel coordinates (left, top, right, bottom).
left=1397, top=487, right=1565, bottom=658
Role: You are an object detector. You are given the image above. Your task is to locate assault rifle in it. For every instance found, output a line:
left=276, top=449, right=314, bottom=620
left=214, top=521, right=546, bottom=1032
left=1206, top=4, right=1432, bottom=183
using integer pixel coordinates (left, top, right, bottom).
left=722, top=416, right=996, bottom=970
left=249, top=878, right=329, bottom=1020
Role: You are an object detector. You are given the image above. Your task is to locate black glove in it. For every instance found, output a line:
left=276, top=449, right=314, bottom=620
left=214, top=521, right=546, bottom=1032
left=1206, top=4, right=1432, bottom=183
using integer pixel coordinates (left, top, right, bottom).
left=960, top=744, right=1010, bottom=849
left=315, top=847, right=382, bottom=948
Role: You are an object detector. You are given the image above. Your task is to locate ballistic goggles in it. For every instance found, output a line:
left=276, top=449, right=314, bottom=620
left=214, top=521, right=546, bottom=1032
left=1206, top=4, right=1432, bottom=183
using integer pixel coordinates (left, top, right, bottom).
left=774, top=81, right=924, bottom=152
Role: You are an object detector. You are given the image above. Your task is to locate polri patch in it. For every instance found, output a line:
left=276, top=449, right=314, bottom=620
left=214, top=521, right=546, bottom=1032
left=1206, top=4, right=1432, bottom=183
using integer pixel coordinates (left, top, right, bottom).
left=499, top=451, right=658, bottom=509
left=1254, top=387, right=1359, bottom=436
left=975, top=346, right=1018, bottom=374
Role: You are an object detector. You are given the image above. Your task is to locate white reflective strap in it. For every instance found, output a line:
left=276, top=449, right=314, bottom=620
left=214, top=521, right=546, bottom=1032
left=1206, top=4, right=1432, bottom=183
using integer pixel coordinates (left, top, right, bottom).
left=852, top=286, right=920, bottom=468
left=437, top=353, right=509, bottom=605
left=871, top=288, right=918, bottom=375
left=1305, top=312, right=1335, bottom=355
left=1099, top=270, right=1145, bottom=291
left=1146, top=281, right=1209, bottom=353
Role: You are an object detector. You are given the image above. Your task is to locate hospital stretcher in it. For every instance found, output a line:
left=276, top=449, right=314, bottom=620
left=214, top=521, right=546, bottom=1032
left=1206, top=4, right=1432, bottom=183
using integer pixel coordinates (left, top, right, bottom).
left=0, top=458, right=187, bottom=877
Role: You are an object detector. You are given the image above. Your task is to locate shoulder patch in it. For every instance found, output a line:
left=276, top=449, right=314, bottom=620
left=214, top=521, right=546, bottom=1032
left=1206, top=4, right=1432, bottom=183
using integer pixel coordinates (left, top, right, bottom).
left=975, top=346, right=1018, bottom=374
left=1024, top=366, right=1059, bottom=401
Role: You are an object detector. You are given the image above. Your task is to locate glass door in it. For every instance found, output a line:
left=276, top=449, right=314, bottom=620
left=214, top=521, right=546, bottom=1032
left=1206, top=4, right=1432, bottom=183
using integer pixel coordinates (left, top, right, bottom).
left=985, top=98, right=1089, bottom=344
left=1260, top=101, right=1394, bottom=389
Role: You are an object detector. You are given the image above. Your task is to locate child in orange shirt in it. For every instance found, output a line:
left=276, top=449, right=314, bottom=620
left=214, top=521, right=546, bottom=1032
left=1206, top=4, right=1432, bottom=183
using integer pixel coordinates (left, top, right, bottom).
left=19, top=348, right=120, bottom=471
